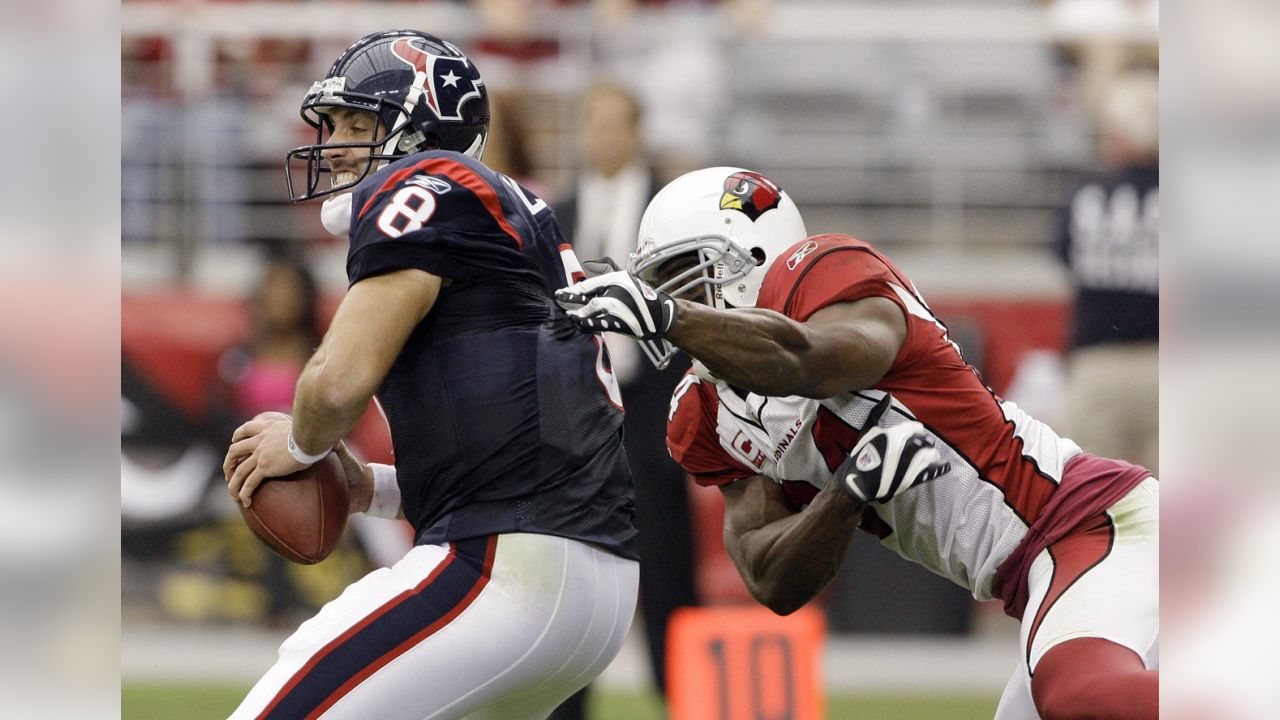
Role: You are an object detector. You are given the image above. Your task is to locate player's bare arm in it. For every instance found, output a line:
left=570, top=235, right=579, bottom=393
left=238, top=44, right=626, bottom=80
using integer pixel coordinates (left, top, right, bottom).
left=225, top=268, right=441, bottom=507
left=294, top=268, right=441, bottom=445
left=721, top=475, right=865, bottom=616
left=668, top=296, right=907, bottom=398
left=555, top=265, right=906, bottom=398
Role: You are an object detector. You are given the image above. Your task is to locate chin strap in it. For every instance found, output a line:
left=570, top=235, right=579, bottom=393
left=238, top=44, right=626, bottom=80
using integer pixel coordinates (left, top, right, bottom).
left=320, top=192, right=353, bottom=237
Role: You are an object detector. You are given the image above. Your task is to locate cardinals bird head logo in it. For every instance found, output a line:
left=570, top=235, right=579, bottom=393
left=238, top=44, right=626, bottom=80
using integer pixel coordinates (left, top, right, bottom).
left=720, top=171, right=782, bottom=221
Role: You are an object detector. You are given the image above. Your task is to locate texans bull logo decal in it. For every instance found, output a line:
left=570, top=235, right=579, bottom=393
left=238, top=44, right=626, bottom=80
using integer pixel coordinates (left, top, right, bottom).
left=720, top=171, right=782, bottom=221
left=391, top=38, right=484, bottom=123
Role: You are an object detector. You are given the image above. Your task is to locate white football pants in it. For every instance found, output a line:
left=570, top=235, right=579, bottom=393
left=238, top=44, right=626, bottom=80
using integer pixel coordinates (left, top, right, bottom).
left=229, top=532, right=639, bottom=720
left=994, top=477, right=1159, bottom=719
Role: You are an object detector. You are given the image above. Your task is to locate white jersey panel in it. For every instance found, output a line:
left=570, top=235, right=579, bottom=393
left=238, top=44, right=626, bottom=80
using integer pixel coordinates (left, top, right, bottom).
left=999, top=399, right=1082, bottom=483
left=708, top=382, right=1041, bottom=600
left=713, top=389, right=816, bottom=481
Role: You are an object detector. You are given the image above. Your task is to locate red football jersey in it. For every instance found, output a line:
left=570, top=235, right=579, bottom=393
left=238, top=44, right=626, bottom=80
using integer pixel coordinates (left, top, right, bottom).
left=667, top=234, right=1148, bottom=613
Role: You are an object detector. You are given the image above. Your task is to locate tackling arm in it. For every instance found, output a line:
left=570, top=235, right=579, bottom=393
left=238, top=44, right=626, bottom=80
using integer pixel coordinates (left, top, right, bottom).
left=721, top=475, right=865, bottom=616
left=667, top=296, right=907, bottom=398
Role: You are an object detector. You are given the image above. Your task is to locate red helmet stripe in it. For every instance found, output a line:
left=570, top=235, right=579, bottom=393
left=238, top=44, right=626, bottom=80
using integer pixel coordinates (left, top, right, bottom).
left=390, top=38, right=431, bottom=74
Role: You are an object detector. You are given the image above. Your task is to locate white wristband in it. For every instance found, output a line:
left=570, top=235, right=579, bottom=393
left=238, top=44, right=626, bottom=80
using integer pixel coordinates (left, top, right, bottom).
left=367, top=463, right=402, bottom=519
left=287, top=430, right=330, bottom=465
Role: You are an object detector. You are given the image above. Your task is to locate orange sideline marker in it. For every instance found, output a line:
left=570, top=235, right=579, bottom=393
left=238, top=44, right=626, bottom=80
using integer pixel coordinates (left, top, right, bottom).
left=667, top=605, right=825, bottom=720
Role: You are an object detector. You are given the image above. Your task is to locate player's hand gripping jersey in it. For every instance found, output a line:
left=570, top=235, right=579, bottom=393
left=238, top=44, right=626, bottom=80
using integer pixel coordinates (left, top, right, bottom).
left=346, top=150, right=637, bottom=559
left=667, top=234, right=1149, bottom=616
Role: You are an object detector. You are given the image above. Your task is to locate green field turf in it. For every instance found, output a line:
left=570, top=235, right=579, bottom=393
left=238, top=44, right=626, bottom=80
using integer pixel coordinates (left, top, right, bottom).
left=122, top=682, right=997, bottom=719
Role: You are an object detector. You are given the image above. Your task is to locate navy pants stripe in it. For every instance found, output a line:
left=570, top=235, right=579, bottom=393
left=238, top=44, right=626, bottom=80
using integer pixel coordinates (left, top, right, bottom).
left=259, top=536, right=497, bottom=720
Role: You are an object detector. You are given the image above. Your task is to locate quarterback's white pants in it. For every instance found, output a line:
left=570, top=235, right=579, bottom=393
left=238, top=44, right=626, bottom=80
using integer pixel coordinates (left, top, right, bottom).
left=229, top=533, right=639, bottom=720
left=994, top=477, right=1159, bottom=719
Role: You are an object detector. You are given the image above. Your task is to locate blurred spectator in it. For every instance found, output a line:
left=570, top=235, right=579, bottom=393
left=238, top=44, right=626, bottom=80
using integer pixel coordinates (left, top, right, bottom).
left=558, top=81, right=653, bottom=268
left=470, top=0, right=754, bottom=188
left=471, top=0, right=566, bottom=83
left=556, top=80, right=697, bottom=713
left=203, top=250, right=347, bottom=624
left=217, top=251, right=321, bottom=418
left=591, top=0, right=756, bottom=181
left=1057, top=70, right=1159, bottom=474
left=482, top=90, right=546, bottom=194
left=1047, top=0, right=1158, bottom=126
left=120, top=249, right=368, bottom=626
left=122, top=245, right=406, bottom=627
left=468, top=0, right=580, bottom=195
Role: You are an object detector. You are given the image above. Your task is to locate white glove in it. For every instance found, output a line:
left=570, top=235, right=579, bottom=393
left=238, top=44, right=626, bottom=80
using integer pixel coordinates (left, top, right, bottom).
left=835, top=394, right=950, bottom=505
left=554, top=270, right=678, bottom=341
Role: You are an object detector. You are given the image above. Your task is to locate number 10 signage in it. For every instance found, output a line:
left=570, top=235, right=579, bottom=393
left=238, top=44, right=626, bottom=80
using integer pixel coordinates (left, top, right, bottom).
left=667, top=605, right=825, bottom=720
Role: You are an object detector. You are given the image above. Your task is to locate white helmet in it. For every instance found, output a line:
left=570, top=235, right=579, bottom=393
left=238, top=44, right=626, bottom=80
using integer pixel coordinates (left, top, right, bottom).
left=629, top=167, right=808, bottom=367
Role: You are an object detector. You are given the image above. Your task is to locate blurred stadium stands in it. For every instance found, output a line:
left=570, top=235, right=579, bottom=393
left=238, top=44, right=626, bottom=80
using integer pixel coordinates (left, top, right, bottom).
left=122, top=1, right=1149, bottom=269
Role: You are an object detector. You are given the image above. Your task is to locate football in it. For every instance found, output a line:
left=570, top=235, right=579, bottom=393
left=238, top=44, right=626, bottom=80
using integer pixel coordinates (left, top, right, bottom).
left=240, top=452, right=349, bottom=565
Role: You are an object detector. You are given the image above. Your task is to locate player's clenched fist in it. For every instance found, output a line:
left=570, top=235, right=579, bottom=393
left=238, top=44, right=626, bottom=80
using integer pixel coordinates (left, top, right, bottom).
left=555, top=270, right=678, bottom=340
left=835, top=394, right=950, bottom=505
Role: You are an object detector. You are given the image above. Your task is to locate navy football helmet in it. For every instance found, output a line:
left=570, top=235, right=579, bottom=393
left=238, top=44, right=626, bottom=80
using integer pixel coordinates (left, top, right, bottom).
left=286, top=29, right=490, bottom=202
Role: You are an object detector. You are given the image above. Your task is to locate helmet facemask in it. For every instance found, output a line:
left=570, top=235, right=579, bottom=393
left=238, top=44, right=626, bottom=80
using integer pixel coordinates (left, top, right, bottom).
left=628, top=234, right=759, bottom=369
left=285, top=79, right=428, bottom=202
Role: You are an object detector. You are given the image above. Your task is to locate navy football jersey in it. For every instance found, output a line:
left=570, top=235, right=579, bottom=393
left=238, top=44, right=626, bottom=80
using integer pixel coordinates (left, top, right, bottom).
left=346, top=150, right=637, bottom=560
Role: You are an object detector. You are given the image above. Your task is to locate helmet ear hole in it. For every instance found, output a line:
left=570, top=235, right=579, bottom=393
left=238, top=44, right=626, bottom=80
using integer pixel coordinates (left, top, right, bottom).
left=750, top=247, right=767, bottom=265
